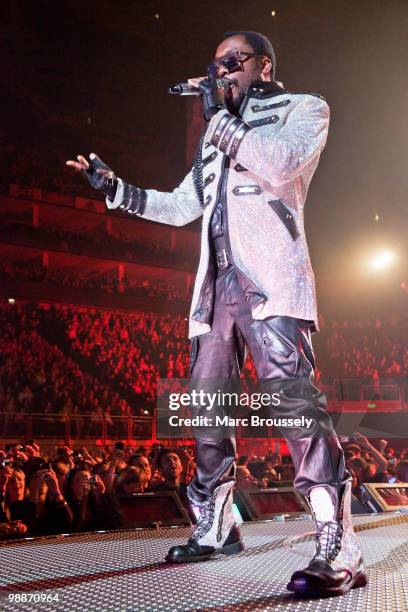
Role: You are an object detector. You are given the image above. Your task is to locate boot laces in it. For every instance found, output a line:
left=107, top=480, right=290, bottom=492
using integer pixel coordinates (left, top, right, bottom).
left=190, top=496, right=217, bottom=542
left=314, top=520, right=343, bottom=563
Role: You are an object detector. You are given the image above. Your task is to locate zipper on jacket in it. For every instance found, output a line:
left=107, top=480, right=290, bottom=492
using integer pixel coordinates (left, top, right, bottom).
left=251, top=99, right=291, bottom=113
left=192, top=155, right=227, bottom=317
left=220, top=158, right=234, bottom=264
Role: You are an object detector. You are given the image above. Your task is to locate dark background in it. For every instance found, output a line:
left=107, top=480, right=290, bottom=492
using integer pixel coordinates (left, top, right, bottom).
left=1, top=0, right=407, bottom=317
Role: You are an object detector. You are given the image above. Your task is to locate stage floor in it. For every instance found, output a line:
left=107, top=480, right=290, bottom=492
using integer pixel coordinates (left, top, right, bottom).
left=1, top=513, right=407, bottom=611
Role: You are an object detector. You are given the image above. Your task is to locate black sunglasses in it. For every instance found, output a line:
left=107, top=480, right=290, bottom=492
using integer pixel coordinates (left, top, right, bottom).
left=207, top=51, right=269, bottom=78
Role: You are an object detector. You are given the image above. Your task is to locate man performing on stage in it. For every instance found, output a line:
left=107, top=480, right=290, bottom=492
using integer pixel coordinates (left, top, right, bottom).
left=67, top=30, right=367, bottom=597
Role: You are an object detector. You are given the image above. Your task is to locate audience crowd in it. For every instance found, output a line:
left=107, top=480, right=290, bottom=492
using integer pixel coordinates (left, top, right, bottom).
left=0, top=305, right=135, bottom=424
left=1, top=436, right=407, bottom=540
left=316, top=313, right=408, bottom=379
left=1, top=304, right=407, bottom=428
left=0, top=441, right=195, bottom=539
left=0, top=303, right=189, bottom=417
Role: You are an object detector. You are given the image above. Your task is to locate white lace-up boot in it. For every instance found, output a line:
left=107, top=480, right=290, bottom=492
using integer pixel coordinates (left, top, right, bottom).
left=287, top=481, right=368, bottom=596
left=166, top=480, right=244, bottom=563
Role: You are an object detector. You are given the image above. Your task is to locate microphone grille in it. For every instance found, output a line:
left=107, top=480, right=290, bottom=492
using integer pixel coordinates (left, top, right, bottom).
left=216, top=78, right=230, bottom=89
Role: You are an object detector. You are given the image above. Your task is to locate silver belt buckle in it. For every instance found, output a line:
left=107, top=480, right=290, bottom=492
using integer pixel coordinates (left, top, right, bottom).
left=216, top=248, right=230, bottom=269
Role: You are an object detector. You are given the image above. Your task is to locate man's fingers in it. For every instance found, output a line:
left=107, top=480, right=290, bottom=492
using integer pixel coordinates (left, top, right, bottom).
left=77, top=155, right=90, bottom=168
left=65, top=155, right=90, bottom=172
left=66, top=161, right=82, bottom=171
left=188, top=76, right=206, bottom=88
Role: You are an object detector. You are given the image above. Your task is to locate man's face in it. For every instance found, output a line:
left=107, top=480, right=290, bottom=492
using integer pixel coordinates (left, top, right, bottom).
left=135, top=456, right=152, bottom=480
left=9, top=470, right=25, bottom=495
left=160, top=452, right=182, bottom=480
left=211, top=35, right=269, bottom=111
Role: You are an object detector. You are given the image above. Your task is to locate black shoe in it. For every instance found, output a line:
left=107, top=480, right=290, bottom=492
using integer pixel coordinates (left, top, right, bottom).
left=287, top=556, right=367, bottom=597
left=287, top=482, right=368, bottom=597
left=166, top=525, right=244, bottom=563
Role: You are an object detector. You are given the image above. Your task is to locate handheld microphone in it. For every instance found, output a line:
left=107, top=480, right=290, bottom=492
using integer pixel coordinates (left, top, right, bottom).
left=168, top=79, right=228, bottom=96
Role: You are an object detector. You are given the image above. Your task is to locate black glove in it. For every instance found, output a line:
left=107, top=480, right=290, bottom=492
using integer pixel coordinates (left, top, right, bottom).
left=82, top=153, right=118, bottom=201
left=198, top=78, right=228, bottom=122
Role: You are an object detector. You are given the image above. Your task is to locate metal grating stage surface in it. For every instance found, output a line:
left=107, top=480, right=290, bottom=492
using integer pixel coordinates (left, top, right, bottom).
left=1, top=513, right=408, bottom=611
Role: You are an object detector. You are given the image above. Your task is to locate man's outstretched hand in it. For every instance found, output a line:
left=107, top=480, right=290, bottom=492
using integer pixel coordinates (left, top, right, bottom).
left=66, top=153, right=118, bottom=201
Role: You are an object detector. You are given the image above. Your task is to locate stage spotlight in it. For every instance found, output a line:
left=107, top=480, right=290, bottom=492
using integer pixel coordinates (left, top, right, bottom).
left=370, top=250, right=396, bottom=271
left=8, top=298, right=15, bottom=304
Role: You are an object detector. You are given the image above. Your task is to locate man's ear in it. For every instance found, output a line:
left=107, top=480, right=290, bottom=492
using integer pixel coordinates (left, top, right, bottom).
left=261, top=56, right=272, bottom=78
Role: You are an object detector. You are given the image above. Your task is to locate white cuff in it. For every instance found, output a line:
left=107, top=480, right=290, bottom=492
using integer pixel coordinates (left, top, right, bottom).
left=105, top=178, right=124, bottom=209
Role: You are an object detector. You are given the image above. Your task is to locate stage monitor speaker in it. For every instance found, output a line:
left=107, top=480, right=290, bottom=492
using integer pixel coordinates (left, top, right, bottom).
left=269, top=480, right=293, bottom=488
left=114, top=491, right=192, bottom=528
left=234, top=487, right=310, bottom=521
left=359, top=482, right=408, bottom=513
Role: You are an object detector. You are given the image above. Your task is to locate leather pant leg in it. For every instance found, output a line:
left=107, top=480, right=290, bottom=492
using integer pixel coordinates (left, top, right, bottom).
left=187, top=265, right=246, bottom=504
left=229, top=271, right=350, bottom=508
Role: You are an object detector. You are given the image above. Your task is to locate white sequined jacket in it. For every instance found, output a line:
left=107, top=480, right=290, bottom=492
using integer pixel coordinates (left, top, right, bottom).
left=106, top=81, right=329, bottom=339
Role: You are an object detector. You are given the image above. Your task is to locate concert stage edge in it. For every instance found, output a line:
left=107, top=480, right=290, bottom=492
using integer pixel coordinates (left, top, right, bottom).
left=1, top=513, right=407, bottom=611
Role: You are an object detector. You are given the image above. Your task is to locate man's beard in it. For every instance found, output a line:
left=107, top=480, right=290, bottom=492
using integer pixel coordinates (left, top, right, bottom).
left=225, top=83, right=246, bottom=115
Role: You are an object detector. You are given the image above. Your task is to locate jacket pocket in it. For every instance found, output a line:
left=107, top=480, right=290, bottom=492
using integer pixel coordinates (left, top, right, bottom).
left=247, top=115, right=280, bottom=128
left=268, top=200, right=300, bottom=241
left=249, top=318, right=299, bottom=377
left=203, top=172, right=216, bottom=188
left=251, top=99, right=291, bottom=113
left=202, top=151, right=218, bottom=167
left=232, top=184, right=263, bottom=196
left=235, top=267, right=267, bottom=308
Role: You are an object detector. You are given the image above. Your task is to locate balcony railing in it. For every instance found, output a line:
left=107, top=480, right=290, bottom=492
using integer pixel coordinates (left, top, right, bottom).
left=324, top=379, right=406, bottom=402
left=1, top=380, right=406, bottom=444
left=0, top=413, right=153, bottom=444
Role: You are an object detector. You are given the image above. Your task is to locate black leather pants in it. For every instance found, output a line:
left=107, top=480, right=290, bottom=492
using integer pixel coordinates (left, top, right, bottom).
left=187, top=264, right=350, bottom=509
